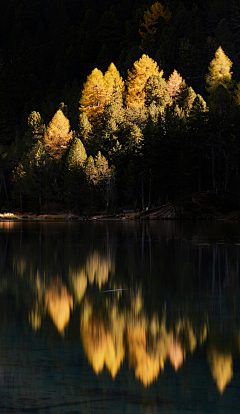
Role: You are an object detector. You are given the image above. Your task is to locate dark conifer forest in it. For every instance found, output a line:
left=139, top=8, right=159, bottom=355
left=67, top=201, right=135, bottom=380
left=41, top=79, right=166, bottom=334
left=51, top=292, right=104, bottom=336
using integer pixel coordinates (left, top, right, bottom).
left=1, top=0, right=240, bottom=214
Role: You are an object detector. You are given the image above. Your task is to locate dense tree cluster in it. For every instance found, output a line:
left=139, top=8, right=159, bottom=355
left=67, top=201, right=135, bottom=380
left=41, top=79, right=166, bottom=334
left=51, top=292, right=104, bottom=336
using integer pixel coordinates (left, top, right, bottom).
left=1, top=0, right=240, bottom=213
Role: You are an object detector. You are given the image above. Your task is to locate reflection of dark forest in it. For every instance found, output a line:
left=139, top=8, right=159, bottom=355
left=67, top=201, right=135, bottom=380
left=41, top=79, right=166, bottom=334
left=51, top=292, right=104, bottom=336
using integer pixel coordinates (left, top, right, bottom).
left=0, top=221, right=240, bottom=395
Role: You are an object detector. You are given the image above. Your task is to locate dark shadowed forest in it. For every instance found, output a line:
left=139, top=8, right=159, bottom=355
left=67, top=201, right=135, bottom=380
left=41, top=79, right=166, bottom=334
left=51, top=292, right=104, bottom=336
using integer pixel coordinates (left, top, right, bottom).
left=1, top=0, right=240, bottom=214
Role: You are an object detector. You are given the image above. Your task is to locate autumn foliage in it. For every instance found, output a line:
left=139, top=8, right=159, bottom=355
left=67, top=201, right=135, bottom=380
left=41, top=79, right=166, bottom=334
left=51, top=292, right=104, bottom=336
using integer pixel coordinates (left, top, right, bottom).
left=126, top=54, right=163, bottom=108
left=44, top=109, right=73, bottom=161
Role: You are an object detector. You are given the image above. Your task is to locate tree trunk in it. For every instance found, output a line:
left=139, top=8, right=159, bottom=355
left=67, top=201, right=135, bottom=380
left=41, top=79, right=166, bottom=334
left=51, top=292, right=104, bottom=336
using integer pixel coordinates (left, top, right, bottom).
left=148, top=168, right=152, bottom=209
left=141, top=172, right=145, bottom=211
left=198, top=149, right=202, bottom=192
left=211, top=135, right=216, bottom=192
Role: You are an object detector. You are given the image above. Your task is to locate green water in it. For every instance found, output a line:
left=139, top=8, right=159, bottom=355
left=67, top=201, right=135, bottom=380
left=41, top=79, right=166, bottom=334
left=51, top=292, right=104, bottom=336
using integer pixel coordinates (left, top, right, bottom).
left=0, top=220, right=240, bottom=413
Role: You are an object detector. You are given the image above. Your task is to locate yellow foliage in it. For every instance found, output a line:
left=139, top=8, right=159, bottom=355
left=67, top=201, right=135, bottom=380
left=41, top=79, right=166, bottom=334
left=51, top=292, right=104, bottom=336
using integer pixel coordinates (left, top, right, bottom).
left=104, top=62, right=125, bottom=97
left=126, top=54, right=163, bottom=108
left=45, top=276, right=73, bottom=334
left=127, top=325, right=162, bottom=386
left=139, top=2, right=171, bottom=42
left=80, top=68, right=110, bottom=122
left=44, top=109, right=72, bottom=161
left=206, top=46, right=233, bottom=93
left=80, top=64, right=124, bottom=122
left=85, top=250, right=115, bottom=288
left=208, top=349, right=233, bottom=393
left=81, top=317, right=125, bottom=378
left=69, top=268, right=87, bottom=302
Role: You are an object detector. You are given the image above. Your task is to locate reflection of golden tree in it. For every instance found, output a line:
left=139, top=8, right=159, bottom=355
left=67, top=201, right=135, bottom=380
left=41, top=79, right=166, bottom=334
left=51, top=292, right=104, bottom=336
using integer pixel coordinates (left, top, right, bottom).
left=167, top=336, right=183, bottom=371
left=175, top=318, right=197, bottom=353
left=127, top=324, right=164, bottom=386
left=81, top=315, right=124, bottom=378
left=86, top=251, right=114, bottom=288
left=69, top=268, right=87, bottom=302
left=45, top=276, right=73, bottom=334
left=29, top=304, right=42, bottom=330
left=208, top=349, right=233, bottom=393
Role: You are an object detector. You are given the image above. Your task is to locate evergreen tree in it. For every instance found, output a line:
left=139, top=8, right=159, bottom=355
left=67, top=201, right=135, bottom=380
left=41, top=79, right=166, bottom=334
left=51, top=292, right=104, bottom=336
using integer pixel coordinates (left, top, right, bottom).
left=64, top=137, right=87, bottom=213
left=178, top=83, right=196, bottom=115
left=188, top=95, right=209, bottom=191
left=78, top=113, right=93, bottom=152
left=24, top=111, right=45, bottom=148
left=126, top=54, right=163, bottom=108
left=100, top=102, right=124, bottom=162
left=44, top=109, right=73, bottom=161
left=144, top=74, right=172, bottom=107
left=85, top=152, right=115, bottom=211
left=12, top=141, right=52, bottom=211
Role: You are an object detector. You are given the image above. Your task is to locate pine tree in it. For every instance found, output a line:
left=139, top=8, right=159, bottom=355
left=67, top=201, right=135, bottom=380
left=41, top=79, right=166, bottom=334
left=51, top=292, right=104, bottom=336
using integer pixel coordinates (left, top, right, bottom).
left=79, top=112, right=93, bottom=153
left=125, top=124, right=144, bottom=154
left=12, top=141, right=51, bottom=211
left=44, top=109, right=73, bottom=161
left=100, top=102, right=124, bottom=161
left=178, top=83, right=196, bottom=115
left=24, top=111, right=45, bottom=148
left=95, top=151, right=115, bottom=211
left=126, top=54, right=163, bottom=109
left=85, top=152, right=115, bottom=211
left=167, top=70, right=183, bottom=105
left=79, top=68, right=110, bottom=122
left=64, top=137, right=87, bottom=212
left=234, top=83, right=240, bottom=106
left=188, top=95, right=209, bottom=192
left=205, top=47, right=233, bottom=94
left=144, top=74, right=172, bottom=107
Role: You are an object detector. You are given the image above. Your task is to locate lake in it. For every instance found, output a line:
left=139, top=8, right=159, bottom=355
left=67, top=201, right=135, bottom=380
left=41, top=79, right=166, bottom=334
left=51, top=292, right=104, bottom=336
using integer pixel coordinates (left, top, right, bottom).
left=0, top=220, right=240, bottom=413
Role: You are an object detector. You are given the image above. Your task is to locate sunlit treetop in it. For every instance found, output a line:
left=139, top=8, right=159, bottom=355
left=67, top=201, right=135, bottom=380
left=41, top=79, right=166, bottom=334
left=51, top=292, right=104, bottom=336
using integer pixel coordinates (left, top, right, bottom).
left=80, top=64, right=124, bottom=122
left=126, top=54, right=163, bottom=109
left=44, top=109, right=73, bottom=161
left=167, top=70, right=183, bottom=105
left=205, top=46, right=233, bottom=93
left=104, top=63, right=125, bottom=98
left=79, top=68, right=108, bottom=122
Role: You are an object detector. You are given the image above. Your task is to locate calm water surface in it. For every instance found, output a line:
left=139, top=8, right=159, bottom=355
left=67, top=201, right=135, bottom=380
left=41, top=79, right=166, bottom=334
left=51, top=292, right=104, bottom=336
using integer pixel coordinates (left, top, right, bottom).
left=0, top=220, right=240, bottom=413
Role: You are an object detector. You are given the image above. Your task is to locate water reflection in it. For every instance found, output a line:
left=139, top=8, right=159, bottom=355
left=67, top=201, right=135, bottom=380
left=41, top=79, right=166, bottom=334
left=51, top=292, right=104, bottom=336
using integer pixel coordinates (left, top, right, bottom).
left=0, top=220, right=240, bottom=404
left=207, top=348, right=233, bottom=394
left=45, top=276, right=73, bottom=334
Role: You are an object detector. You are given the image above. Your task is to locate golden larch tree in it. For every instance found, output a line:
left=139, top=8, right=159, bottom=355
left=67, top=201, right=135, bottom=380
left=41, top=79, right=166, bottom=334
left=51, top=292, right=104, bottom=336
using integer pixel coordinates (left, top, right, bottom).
left=126, top=54, right=163, bottom=108
left=167, top=70, right=183, bottom=105
left=205, top=46, right=233, bottom=93
left=139, top=2, right=171, bottom=43
left=44, top=109, right=73, bottom=161
left=79, top=68, right=110, bottom=122
left=104, top=62, right=125, bottom=99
